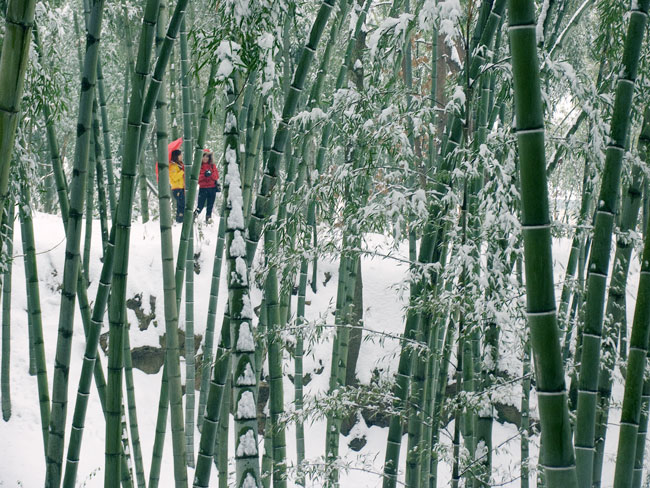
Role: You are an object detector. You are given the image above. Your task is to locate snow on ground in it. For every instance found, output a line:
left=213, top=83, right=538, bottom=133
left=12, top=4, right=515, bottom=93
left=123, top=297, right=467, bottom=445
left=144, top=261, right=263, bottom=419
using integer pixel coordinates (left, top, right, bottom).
left=0, top=212, right=639, bottom=486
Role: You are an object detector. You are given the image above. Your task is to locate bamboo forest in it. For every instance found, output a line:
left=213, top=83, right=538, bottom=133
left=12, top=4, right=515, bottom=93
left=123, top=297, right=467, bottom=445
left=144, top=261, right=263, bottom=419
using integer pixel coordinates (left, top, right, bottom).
left=4, top=0, right=650, bottom=486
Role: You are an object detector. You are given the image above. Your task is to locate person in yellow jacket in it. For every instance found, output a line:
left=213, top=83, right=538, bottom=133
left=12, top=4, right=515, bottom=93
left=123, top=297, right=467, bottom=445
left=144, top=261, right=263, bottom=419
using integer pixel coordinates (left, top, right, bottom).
left=169, top=149, right=185, bottom=222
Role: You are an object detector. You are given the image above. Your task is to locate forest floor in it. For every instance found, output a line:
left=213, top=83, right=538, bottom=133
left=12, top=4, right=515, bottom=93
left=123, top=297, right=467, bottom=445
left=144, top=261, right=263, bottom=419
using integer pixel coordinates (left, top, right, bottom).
left=0, top=212, right=633, bottom=487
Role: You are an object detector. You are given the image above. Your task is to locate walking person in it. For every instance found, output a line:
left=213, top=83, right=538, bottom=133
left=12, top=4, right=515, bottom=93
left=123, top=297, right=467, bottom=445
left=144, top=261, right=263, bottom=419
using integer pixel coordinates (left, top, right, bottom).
left=195, top=149, right=220, bottom=223
left=169, top=149, right=185, bottom=223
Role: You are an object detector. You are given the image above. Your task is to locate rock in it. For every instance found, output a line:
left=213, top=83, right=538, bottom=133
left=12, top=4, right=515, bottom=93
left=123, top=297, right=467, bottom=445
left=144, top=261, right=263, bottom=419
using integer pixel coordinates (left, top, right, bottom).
left=348, top=435, right=367, bottom=452
left=131, top=346, right=165, bottom=374
left=126, top=293, right=157, bottom=331
left=99, top=328, right=203, bottom=376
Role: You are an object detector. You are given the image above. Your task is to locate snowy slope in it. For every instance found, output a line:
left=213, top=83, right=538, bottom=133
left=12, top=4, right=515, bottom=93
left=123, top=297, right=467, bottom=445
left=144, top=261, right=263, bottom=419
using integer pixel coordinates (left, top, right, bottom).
left=0, top=212, right=635, bottom=486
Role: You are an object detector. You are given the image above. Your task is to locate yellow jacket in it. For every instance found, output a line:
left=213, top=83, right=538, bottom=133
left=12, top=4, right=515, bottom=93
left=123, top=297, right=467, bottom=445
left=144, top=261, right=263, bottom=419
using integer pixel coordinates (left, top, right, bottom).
left=169, top=162, right=185, bottom=189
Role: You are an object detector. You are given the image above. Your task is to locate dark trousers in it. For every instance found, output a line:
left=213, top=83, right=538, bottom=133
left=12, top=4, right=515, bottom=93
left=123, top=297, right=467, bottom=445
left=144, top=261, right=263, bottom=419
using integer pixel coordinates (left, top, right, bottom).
left=196, top=187, right=217, bottom=220
left=172, top=188, right=185, bottom=223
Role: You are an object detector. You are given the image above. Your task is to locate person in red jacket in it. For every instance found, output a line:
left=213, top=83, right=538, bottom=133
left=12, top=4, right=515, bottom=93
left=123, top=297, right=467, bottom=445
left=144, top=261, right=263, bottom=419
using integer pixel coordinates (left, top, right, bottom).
left=195, top=149, right=220, bottom=222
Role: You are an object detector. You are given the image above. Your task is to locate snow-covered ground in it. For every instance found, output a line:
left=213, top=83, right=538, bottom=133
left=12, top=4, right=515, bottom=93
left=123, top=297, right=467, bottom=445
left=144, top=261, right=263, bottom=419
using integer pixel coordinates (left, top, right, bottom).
left=0, top=212, right=635, bottom=486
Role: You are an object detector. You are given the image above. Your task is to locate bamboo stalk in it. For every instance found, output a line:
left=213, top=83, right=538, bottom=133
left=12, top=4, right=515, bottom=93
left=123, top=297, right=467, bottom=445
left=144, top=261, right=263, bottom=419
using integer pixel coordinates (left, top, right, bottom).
left=96, top=58, right=117, bottom=221
left=575, top=0, right=650, bottom=483
left=148, top=366, right=169, bottom=488
left=105, top=0, right=162, bottom=483
left=123, top=327, right=146, bottom=488
left=93, top=109, right=110, bottom=253
left=0, top=204, right=12, bottom=422
left=18, top=172, right=51, bottom=459
left=180, top=14, right=196, bottom=469
left=185, top=227, right=196, bottom=468
left=153, top=15, right=189, bottom=483
left=507, top=1, right=578, bottom=486
left=46, top=2, right=106, bottom=484
left=196, top=199, right=226, bottom=431
left=0, top=0, right=36, bottom=243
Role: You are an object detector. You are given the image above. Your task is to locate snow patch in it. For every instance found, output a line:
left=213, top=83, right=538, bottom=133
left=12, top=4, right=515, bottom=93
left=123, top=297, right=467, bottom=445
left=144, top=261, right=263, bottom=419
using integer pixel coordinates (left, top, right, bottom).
left=237, top=322, right=256, bottom=352
left=236, top=391, right=257, bottom=420
left=236, top=428, right=258, bottom=456
left=236, top=362, right=256, bottom=386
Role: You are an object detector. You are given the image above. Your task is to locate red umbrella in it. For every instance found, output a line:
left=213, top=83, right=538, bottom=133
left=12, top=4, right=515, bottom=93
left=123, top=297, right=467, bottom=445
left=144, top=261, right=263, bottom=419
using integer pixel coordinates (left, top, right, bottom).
left=168, top=137, right=183, bottom=162
left=156, top=137, right=184, bottom=181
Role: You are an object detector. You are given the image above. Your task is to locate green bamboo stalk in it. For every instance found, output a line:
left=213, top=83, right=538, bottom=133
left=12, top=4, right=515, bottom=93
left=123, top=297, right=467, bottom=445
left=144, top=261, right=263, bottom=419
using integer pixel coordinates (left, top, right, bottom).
left=123, top=327, right=146, bottom=488
left=521, top=259, right=531, bottom=488
left=574, top=0, right=650, bottom=483
left=507, top=1, right=578, bottom=486
left=631, top=367, right=650, bottom=488
left=557, top=156, right=593, bottom=338
left=475, top=309, right=499, bottom=487
left=217, top=373, right=231, bottom=488
left=46, top=3, right=105, bottom=485
left=592, top=163, right=646, bottom=487
left=242, top=101, right=264, bottom=223
left=402, top=2, right=433, bottom=483
left=0, top=204, right=12, bottom=421
left=612, top=208, right=650, bottom=488
left=295, top=255, right=308, bottom=484
left=105, top=0, right=162, bottom=483
left=83, top=110, right=96, bottom=282
left=18, top=230, right=37, bottom=372
left=420, top=230, right=452, bottom=488
left=628, top=119, right=650, bottom=488
left=418, top=311, right=437, bottom=488
left=153, top=26, right=189, bottom=485
left=148, top=366, right=169, bottom=488
left=222, top=69, right=262, bottom=488
left=451, top=309, right=463, bottom=488
left=179, top=13, right=196, bottom=469
left=260, top=420, right=272, bottom=488
left=120, top=404, right=134, bottom=486
left=429, top=308, right=456, bottom=488
left=96, top=58, right=117, bottom=221
left=264, top=210, right=287, bottom=488
left=263, top=16, right=293, bottom=472
left=194, top=63, right=240, bottom=488
left=0, top=0, right=36, bottom=242
left=185, top=226, right=196, bottom=468
left=170, top=44, right=180, bottom=140
left=193, top=314, right=231, bottom=488
left=197, top=199, right=226, bottom=431
left=18, top=170, right=51, bottom=458
left=163, top=57, right=221, bottom=487
left=94, top=109, right=110, bottom=253
left=545, top=0, right=570, bottom=50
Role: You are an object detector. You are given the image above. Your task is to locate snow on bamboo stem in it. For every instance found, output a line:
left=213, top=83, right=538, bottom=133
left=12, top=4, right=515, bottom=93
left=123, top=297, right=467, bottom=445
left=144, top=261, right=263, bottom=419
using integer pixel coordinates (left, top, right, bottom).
left=224, top=106, right=261, bottom=488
